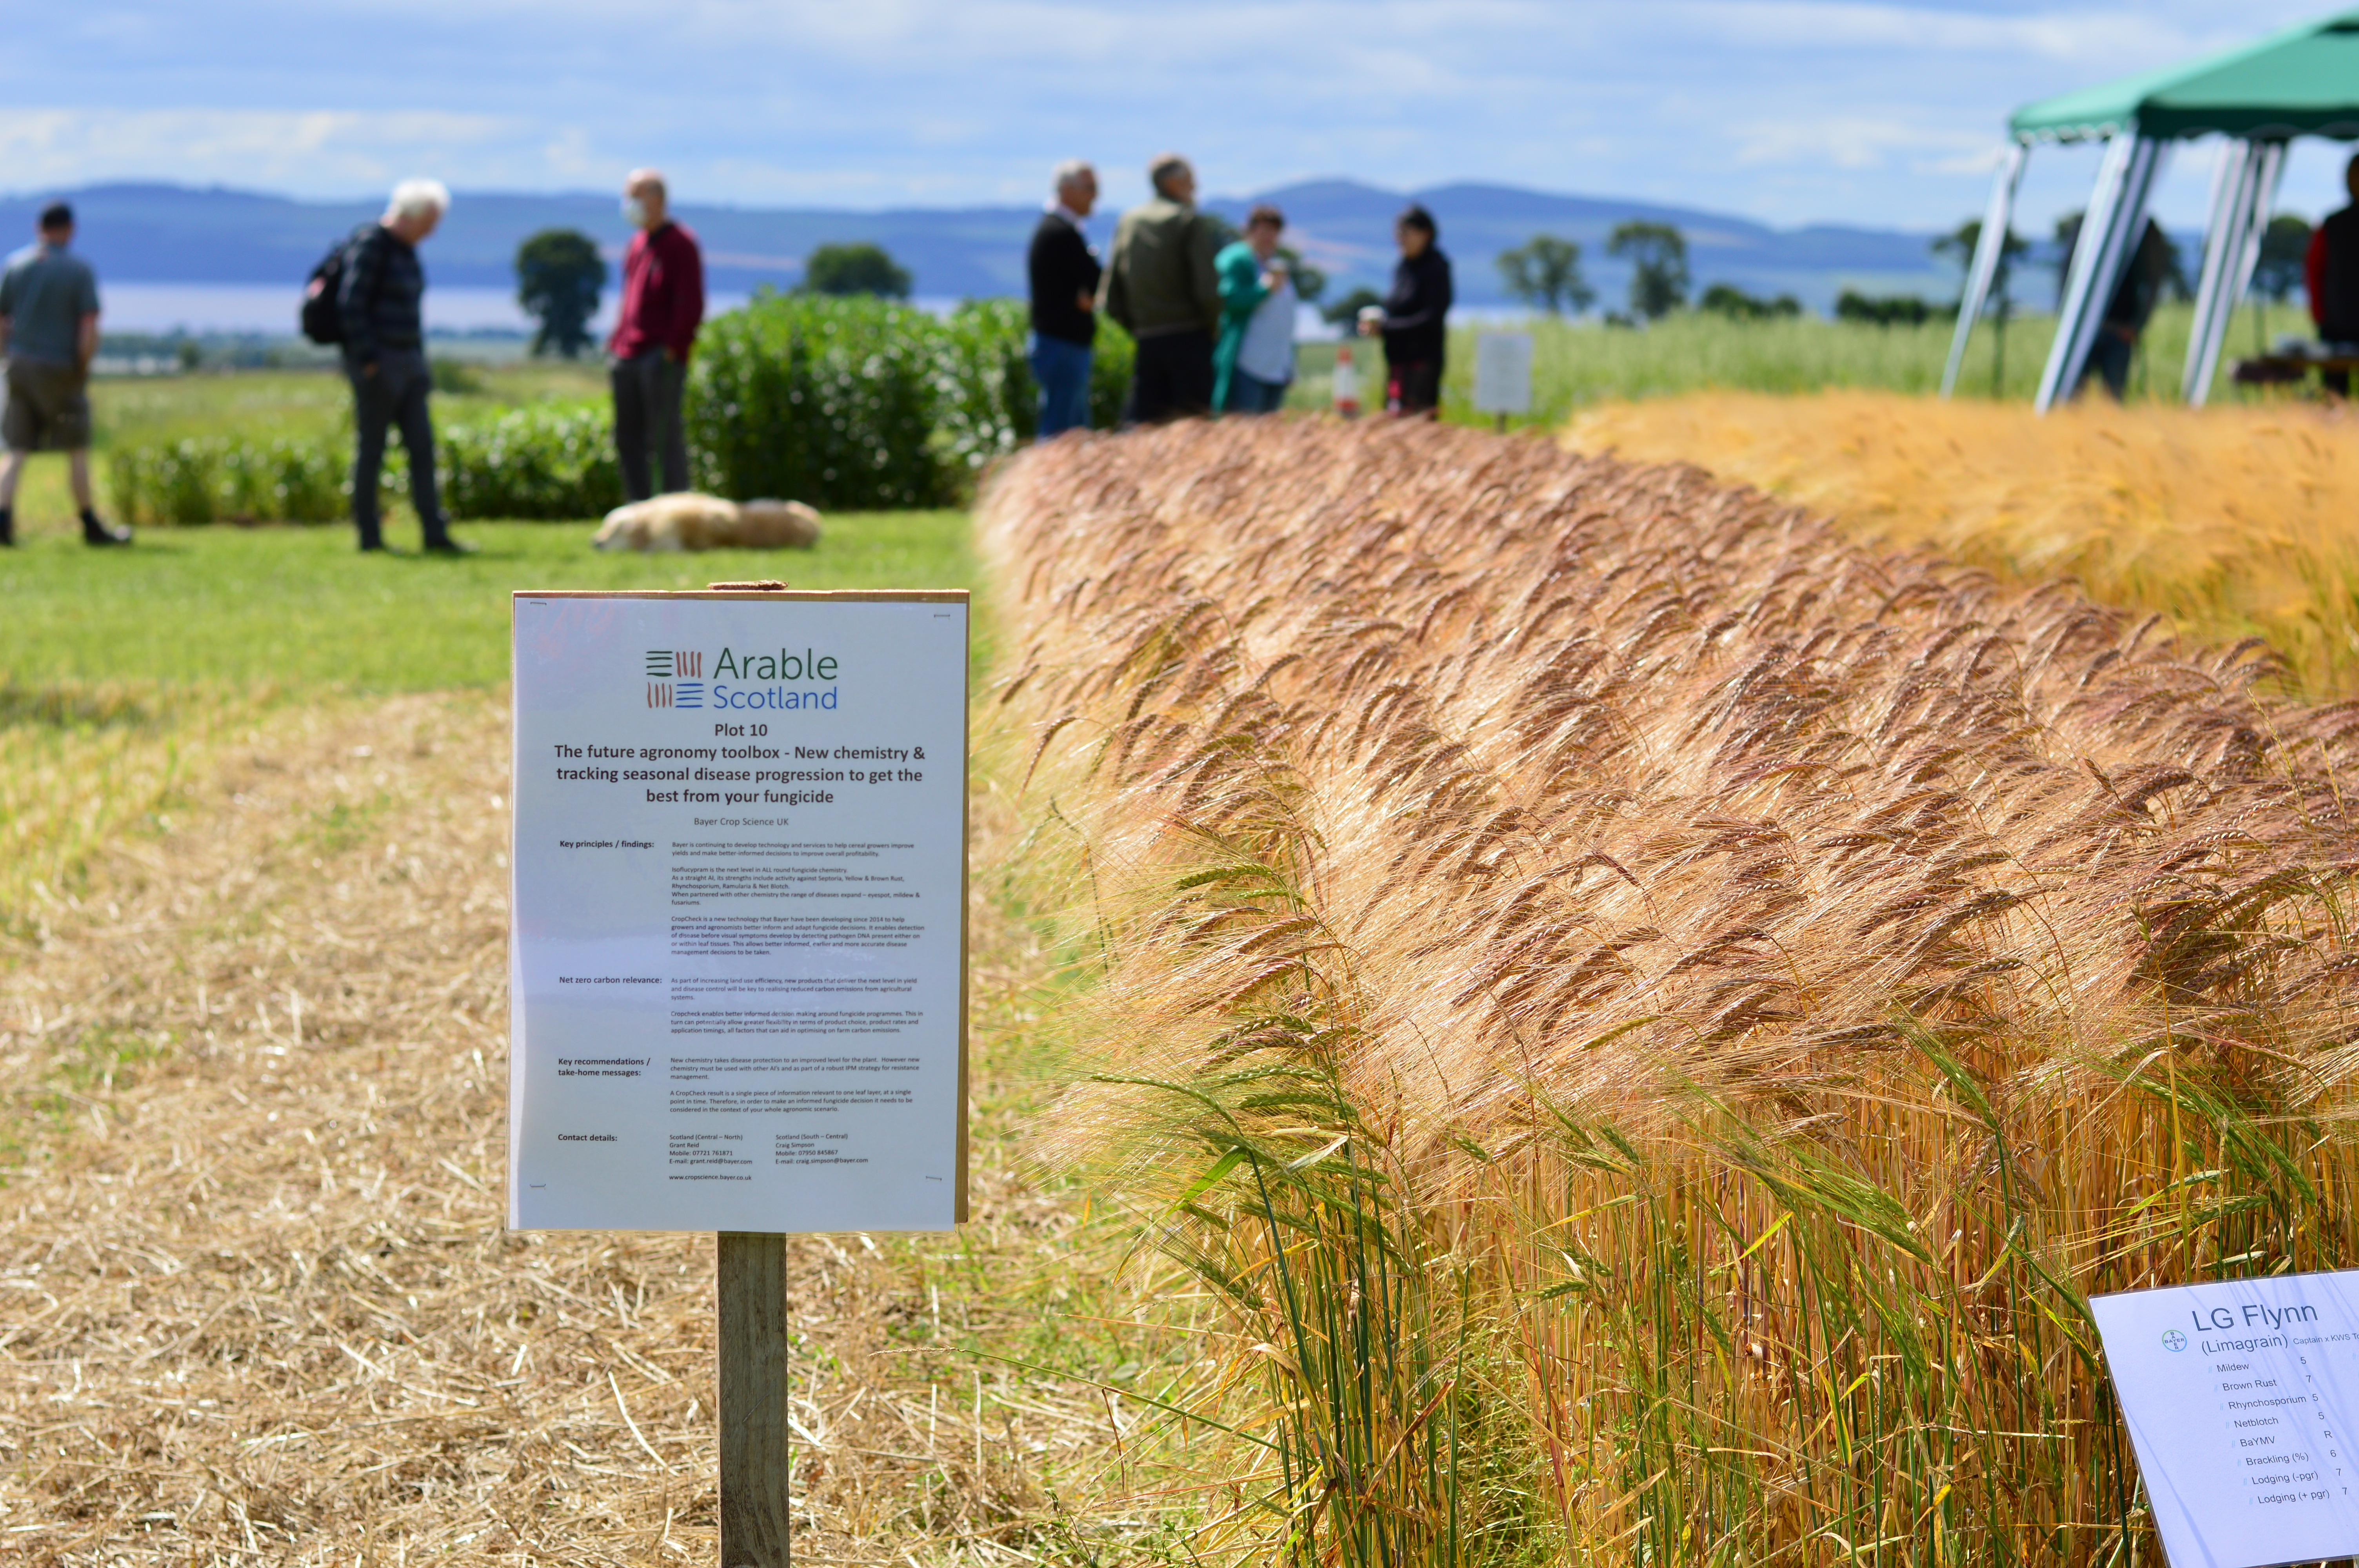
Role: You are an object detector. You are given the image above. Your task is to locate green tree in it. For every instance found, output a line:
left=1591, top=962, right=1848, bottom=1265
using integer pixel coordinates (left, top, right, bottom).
left=1698, top=282, right=1800, bottom=321
left=1605, top=221, right=1688, bottom=319
left=2255, top=213, right=2313, bottom=302
left=1936, top=218, right=2030, bottom=396
left=1496, top=233, right=1594, bottom=316
left=2253, top=212, right=2315, bottom=350
left=1321, top=285, right=1384, bottom=329
left=1834, top=290, right=1935, bottom=327
left=514, top=228, right=607, bottom=359
left=1275, top=245, right=1326, bottom=308
left=803, top=242, right=914, bottom=299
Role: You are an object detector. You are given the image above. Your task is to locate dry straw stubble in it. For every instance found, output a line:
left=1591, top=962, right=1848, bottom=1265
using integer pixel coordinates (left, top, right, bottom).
left=0, top=692, right=1168, bottom=1566
left=983, top=417, right=2359, bottom=1564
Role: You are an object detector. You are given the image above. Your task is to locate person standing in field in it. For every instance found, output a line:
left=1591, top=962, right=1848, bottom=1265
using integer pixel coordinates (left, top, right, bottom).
left=1361, top=204, right=1452, bottom=417
left=1101, top=153, right=1220, bottom=424
left=2076, top=218, right=2174, bottom=403
left=340, top=179, right=468, bottom=554
left=2305, top=153, right=2359, bottom=394
left=609, top=169, right=705, bottom=497
left=1027, top=160, right=1102, bottom=439
left=0, top=202, right=129, bottom=547
left=1214, top=204, right=1296, bottom=414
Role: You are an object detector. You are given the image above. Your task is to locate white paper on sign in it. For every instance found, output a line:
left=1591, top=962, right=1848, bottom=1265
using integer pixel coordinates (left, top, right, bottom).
left=2090, top=1272, right=2359, bottom=1567
left=507, top=592, right=969, bottom=1234
left=1472, top=332, right=1534, bottom=415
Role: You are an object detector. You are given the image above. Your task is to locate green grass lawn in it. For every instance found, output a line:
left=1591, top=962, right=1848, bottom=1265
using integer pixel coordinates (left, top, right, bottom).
left=0, top=513, right=976, bottom=691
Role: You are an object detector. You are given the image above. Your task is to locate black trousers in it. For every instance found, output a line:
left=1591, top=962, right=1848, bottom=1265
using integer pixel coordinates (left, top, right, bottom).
left=1387, top=358, right=1442, bottom=416
left=612, top=350, right=689, bottom=500
left=1124, top=328, right=1214, bottom=426
left=347, top=349, right=447, bottom=548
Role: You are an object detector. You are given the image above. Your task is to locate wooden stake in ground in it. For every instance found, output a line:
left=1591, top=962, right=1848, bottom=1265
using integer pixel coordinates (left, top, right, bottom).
left=719, top=1232, right=792, bottom=1568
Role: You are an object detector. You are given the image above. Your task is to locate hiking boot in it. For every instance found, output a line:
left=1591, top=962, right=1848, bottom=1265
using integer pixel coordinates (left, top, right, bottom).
left=82, top=509, right=131, bottom=546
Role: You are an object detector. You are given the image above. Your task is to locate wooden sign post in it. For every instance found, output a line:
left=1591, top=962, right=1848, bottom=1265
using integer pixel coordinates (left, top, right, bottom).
left=719, top=1232, right=792, bottom=1567
left=506, top=588, right=970, bottom=1567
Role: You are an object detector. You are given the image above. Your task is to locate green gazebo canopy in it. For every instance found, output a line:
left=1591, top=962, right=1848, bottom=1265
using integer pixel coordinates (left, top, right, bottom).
left=2011, top=9, right=2359, bottom=142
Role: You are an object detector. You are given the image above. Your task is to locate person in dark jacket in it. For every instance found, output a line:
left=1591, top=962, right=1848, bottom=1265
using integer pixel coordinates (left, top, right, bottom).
left=2304, top=154, right=2359, bottom=393
left=340, top=178, right=466, bottom=553
left=2077, top=218, right=2175, bottom=402
left=608, top=168, right=705, bottom=499
left=1101, top=153, right=1221, bottom=424
left=1028, top=160, right=1101, bottom=439
left=1360, top=205, right=1452, bottom=416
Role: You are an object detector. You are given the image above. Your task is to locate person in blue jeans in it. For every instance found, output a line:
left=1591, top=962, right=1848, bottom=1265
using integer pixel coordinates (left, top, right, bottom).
left=1214, top=205, right=1295, bottom=414
left=1026, top=161, right=1101, bottom=438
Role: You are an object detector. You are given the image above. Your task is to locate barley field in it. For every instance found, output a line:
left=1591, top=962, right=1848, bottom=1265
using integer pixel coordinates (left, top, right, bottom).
left=1572, top=390, right=2359, bottom=698
left=981, top=418, right=2359, bottom=1565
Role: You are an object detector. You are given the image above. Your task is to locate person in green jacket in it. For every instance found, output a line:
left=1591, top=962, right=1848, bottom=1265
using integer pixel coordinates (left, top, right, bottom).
left=1101, top=153, right=1221, bottom=423
left=1214, top=205, right=1296, bottom=414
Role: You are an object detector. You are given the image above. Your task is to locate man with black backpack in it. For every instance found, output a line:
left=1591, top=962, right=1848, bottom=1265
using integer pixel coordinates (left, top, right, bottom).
left=309, top=178, right=468, bottom=554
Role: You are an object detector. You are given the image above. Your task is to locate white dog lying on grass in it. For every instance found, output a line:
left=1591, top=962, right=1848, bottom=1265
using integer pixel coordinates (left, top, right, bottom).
left=591, top=493, right=822, bottom=552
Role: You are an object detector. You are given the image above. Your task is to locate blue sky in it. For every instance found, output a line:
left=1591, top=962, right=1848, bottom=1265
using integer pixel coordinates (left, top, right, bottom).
left=3, top=0, right=2352, bottom=233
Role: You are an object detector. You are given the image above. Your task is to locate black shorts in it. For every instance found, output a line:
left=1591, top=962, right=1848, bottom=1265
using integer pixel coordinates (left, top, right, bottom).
left=3, top=359, right=92, bottom=451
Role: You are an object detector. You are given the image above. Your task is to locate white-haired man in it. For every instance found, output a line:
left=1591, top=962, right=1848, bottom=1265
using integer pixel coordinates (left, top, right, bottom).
left=1026, top=160, right=1100, bottom=438
left=339, top=178, right=467, bottom=553
left=607, top=168, right=704, bottom=499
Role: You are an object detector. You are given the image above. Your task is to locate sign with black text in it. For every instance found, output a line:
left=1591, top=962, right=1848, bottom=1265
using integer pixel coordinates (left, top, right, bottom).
left=2092, top=1272, right=2359, bottom=1567
left=507, top=590, right=969, bottom=1233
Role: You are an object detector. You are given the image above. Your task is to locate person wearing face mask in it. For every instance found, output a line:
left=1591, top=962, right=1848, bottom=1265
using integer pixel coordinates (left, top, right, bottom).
left=607, top=169, right=705, bottom=501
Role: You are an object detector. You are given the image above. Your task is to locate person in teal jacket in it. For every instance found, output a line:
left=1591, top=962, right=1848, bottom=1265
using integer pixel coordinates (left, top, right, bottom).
left=1213, top=205, right=1296, bottom=413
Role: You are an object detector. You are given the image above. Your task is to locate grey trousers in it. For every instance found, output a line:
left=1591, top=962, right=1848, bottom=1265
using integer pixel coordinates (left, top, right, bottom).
left=612, top=350, right=688, bottom=500
left=346, top=349, right=447, bottom=547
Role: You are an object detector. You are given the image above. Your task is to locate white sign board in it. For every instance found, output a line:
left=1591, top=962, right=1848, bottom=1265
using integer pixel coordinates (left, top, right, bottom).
left=1472, top=332, right=1534, bottom=415
left=2091, top=1272, right=2359, bottom=1567
left=507, top=590, right=969, bottom=1233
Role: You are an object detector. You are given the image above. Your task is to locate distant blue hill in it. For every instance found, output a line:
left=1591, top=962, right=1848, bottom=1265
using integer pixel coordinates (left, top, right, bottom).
left=0, top=179, right=1962, bottom=315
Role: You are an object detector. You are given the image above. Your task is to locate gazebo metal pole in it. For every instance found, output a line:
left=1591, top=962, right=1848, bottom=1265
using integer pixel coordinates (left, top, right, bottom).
left=2185, top=138, right=2286, bottom=407
left=1941, top=143, right=2029, bottom=398
left=2183, top=140, right=2259, bottom=405
left=2034, top=132, right=2166, bottom=413
left=2183, top=138, right=2254, bottom=404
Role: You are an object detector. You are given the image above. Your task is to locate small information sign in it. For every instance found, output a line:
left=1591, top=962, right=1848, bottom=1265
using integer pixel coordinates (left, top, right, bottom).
left=1472, top=331, right=1534, bottom=416
left=507, top=588, right=969, bottom=1234
left=2092, top=1272, right=2359, bottom=1567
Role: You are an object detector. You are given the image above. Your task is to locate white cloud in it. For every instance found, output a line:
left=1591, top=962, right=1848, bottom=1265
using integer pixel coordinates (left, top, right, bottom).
left=0, top=0, right=2342, bottom=232
left=0, top=108, right=512, bottom=190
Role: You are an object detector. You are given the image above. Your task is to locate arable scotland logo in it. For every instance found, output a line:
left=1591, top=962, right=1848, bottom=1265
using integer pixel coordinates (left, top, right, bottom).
left=2160, top=1329, right=2188, bottom=1352
left=646, top=650, right=704, bottom=709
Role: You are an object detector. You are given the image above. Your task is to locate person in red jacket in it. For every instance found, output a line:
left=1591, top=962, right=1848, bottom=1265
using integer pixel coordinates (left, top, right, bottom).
left=608, top=169, right=705, bottom=499
left=2305, top=154, right=2359, bottom=394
